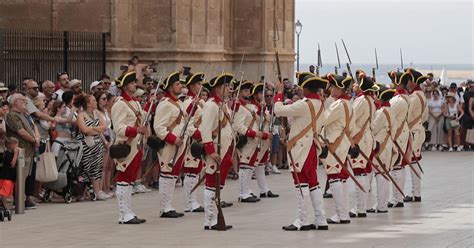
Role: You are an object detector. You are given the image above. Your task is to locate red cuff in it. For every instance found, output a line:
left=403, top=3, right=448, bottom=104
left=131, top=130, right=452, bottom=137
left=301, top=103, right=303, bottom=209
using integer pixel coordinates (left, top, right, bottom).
left=192, top=130, right=202, bottom=140
left=125, top=126, right=138, bottom=138
left=246, top=129, right=257, bottom=138
left=164, top=132, right=177, bottom=144
left=261, top=132, right=269, bottom=140
left=203, top=142, right=215, bottom=155
left=274, top=93, right=284, bottom=102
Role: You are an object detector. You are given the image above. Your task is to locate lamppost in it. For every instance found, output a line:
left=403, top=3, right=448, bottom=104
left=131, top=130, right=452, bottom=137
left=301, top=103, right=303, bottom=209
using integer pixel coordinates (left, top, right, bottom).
left=295, top=20, right=303, bottom=71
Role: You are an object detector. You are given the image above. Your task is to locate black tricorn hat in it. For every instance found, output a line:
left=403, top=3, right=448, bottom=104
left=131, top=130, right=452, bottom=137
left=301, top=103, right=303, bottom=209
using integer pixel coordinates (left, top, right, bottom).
left=207, top=73, right=234, bottom=88
left=324, top=73, right=352, bottom=89
left=358, top=71, right=379, bottom=92
left=375, top=85, right=397, bottom=102
left=161, top=71, right=181, bottom=90
left=298, top=76, right=329, bottom=90
left=115, top=71, right=137, bottom=88
left=296, top=72, right=316, bottom=86
left=405, top=68, right=428, bottom=85
left=185, top=72, right=205, bottom=86
left=388, top=71, right=412, bottom=86
left=237, top=80, right=254, bottom=91
left=251, top=83, right=264, bottom=96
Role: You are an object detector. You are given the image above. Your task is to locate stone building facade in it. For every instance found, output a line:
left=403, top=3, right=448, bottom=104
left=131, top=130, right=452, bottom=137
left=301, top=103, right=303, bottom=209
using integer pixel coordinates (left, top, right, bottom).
left=0, top=0, right=295, bottom=82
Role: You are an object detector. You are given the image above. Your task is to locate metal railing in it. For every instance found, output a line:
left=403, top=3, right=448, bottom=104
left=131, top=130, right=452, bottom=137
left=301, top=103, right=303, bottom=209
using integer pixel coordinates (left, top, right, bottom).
left=0, top=29, right=106, bottom=90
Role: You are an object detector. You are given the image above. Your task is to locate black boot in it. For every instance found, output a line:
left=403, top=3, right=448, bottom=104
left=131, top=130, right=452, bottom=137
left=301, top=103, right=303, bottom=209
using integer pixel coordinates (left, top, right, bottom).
left=357, top=213, right=367, bottom=218
left=239, top=196, right=260, bottom=203
left=204, top=224, right=233, bottom=231
left=414, top=196, right=421, bottom=202
left=260, top=191, right=279, bottom=198
left=119, top=216, right=146, bottom=224
left=367, top=208, right=376, bottom=213
left=191, top=206, right=205, bottom=213
left=323, top=193, right=333, bottom=198
left=220, top=201, right=233, bottom=208
left=160, top=210, right=184, bottom=218
left=403, top=196, right=414, bottom=202
left=282, top=224, right=315, bottom=231
left=349, top=212, right=357, bottom=218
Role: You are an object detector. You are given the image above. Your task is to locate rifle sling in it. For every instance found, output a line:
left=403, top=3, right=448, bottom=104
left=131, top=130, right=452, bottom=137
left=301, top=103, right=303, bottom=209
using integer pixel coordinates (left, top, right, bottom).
left=287, top=100, right=323, bottom=151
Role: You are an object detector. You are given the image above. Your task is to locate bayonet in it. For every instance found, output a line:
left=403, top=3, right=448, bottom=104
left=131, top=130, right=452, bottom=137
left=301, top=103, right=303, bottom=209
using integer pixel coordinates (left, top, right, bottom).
left=335, top=42, right=341, bottom=75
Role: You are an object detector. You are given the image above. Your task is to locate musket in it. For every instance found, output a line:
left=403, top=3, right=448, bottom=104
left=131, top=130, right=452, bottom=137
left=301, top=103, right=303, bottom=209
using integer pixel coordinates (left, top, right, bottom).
left=400, top=48, right=404, bottom=70
left=341, top=38, right=358, bottom=84
left=268, top=87, right=276, bottom=133
left=372, top=48, right=379, bottom=81
left=215, top=87, right=226, bottom=230
left=373, top=155, right=405, bottom=197
left=335, top=42, right=341, bottom=75
left=137, top=75, right=163, bottom=150
left=392, top=139, right=421, bottom=179
left=316, top=43, right=322, bottom=76
left=411, top=151, right=424, bottom=174
left=231, top=53, right=246, bottom=121
left=318, top=134, right=366, bottom=193
left=274, top=35, right=303, bottom=197
left=256, top=79, right=266, bottom=151
left=167, top=83, right=205, bottom=167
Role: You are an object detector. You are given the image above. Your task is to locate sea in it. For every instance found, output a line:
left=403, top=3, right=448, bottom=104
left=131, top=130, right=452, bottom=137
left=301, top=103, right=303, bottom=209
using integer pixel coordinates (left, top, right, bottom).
left=298, top=63, right=473, bottom=85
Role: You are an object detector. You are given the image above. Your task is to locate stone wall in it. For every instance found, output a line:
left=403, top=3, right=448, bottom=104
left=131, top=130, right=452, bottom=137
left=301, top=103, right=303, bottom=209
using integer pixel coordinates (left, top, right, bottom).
left=0, top=0, right=295, bottom=82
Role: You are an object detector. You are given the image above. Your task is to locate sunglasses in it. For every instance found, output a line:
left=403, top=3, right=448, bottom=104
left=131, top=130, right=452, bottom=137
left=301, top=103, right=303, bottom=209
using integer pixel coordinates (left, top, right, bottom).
left=96, top=88, right=104, bottom=91
left=0, top=90, right=7, bottom=93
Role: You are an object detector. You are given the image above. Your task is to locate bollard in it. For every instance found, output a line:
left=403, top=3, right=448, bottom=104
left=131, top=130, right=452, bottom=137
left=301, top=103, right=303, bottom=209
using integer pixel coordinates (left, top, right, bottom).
left=15, top=148, right=25, bottom=214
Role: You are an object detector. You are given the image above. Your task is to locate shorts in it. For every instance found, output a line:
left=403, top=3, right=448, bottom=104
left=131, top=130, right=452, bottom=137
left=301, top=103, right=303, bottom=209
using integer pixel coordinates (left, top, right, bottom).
left=0, top=179, right=14, bottom=197
left=271, top=134, right=280, bottom=153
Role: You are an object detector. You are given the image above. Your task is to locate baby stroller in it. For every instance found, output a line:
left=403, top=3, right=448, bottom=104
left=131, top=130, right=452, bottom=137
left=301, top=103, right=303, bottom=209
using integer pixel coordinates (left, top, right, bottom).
left=42, top=140, right=95, bottom=203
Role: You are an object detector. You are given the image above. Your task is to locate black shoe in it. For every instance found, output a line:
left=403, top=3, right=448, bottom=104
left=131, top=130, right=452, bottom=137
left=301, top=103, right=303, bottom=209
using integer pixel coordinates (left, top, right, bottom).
left=239, top=196, right=260, bottom=203
left=260, top=191, right=279, bottom=198
left=119, top=216, right=146, bottom=224
left=414, top=196, right=421, bottom=202
left=160, top=210, right=184, bottom=218
left=376, top=210, right=388, bottom=213
left=357, top=213, right=367, bottom=218
left=282, top=224, right=314, bottom=231
left=340, top=219, right=351, bottom=224
left=367, top=208, right=376, bottom=213
left=250, top=193, right=260, bottom=200
left=349, top=212, right=357, bottom=218
left=404, top=196, right=414, bottom=202
left=204, top=224, right=233, bottom=230
left=25, top=200, right=38, bottom=210
left=394, top=202, right=404, bottom=208
left=220, top=201, right=233, bottom=208
left=316, top=225, right=329, bottom=230
left=191, top=206, right=205, bottom=213
left=323, top=193, right=333, bottom=198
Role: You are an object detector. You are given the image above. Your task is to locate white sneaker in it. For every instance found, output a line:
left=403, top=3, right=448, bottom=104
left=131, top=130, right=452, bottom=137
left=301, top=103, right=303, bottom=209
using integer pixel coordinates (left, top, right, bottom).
left=448, top=147, right=454, bottom=152
left=96, top=191, right=108, bottom=201
left=271, top=165, right=281, bottom=174
left=457, top=146, right=463, bottom=152
left=431, top=146, right=437, bottom=151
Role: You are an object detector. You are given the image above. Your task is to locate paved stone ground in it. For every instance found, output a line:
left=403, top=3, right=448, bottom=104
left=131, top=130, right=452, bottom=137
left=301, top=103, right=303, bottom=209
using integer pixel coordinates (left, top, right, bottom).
left=1, top=152, right=473, bottom=248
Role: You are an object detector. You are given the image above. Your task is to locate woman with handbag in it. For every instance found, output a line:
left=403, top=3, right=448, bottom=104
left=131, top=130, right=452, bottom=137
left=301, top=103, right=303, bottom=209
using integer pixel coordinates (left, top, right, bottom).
left=74, top=94, right=108, bottom=200
left=443, top=92, right=464, bottom=152
left=427, top=90, right=444, bottom=150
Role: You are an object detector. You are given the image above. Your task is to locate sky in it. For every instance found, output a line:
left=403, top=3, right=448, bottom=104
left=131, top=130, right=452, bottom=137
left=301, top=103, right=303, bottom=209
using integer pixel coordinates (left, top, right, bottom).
left=295, top=0, right=473, bottom=66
